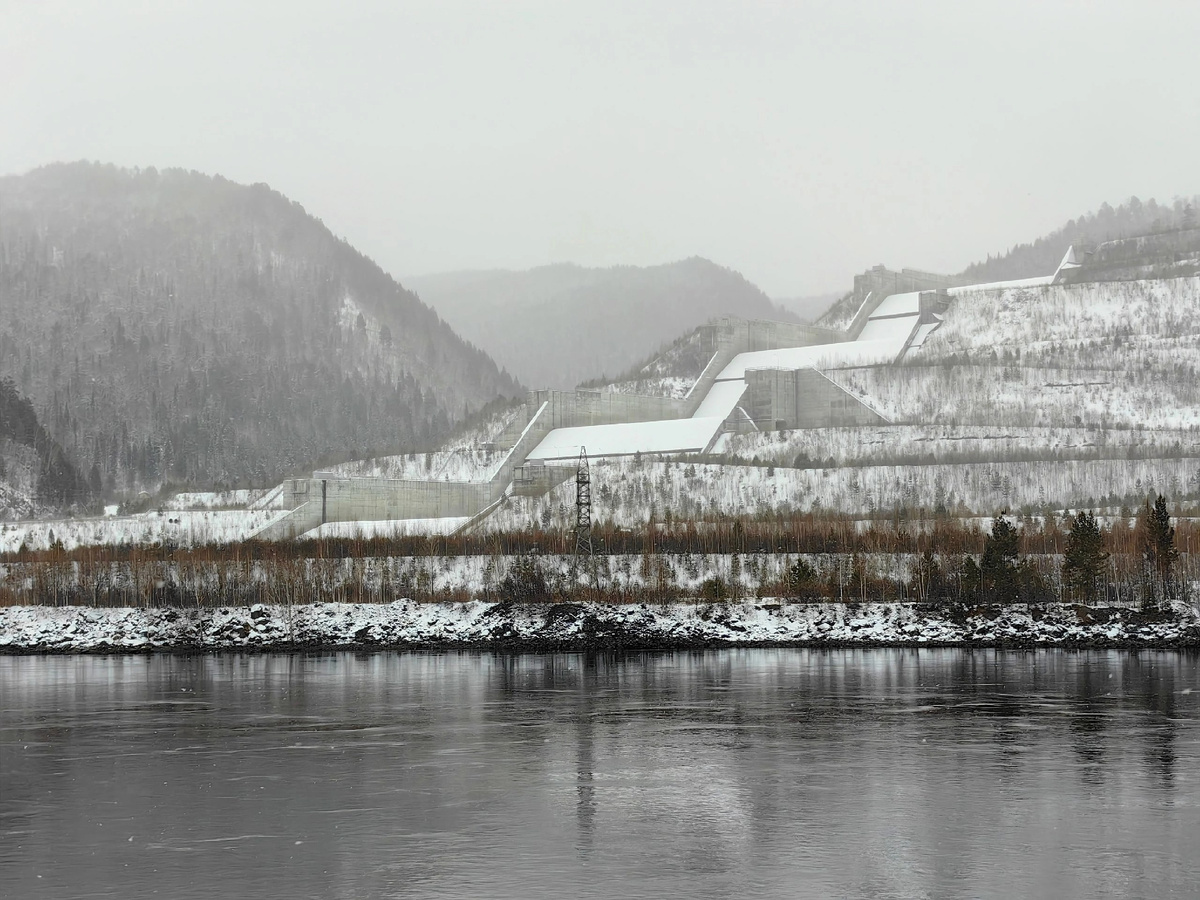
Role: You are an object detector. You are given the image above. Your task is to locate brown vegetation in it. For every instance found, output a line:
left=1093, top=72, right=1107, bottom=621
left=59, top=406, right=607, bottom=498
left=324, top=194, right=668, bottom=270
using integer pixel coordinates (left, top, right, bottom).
left=2, top=502, right=1195, bottom=610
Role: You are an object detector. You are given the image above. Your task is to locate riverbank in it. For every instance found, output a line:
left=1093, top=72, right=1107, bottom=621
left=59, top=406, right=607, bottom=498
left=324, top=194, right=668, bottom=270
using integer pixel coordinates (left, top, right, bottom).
left=3, top=599, right=1200, bottom=652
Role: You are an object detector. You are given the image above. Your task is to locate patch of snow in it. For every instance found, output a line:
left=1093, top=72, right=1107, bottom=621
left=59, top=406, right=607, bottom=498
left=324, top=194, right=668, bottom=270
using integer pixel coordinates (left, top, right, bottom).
left=0, top=509, right=278, bottom=553
left=867, top=291, right=922, bottom=318
left=302, top=518, right=470, bottom=539
left=527, top=417, right=726, bottom=461
left=162, top=490, right=260, bottom=511
left=2, top=599, right=1196, bottom=651
left=602, top=376, right=693, bottom=400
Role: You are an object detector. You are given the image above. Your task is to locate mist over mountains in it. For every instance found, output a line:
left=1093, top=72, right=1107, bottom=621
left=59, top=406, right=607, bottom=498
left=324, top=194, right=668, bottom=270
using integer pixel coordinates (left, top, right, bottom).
left=960, top=195, right=1200, bottom=283
left=1, top=161, right=1196, bottom=515
left=405, top=258, right=797, bottom=390
left=0, top=162, right=519, bottom=499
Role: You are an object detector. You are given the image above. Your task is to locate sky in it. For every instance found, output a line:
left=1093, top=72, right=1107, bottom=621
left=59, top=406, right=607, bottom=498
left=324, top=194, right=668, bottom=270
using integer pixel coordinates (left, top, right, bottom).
left=3, top=0, right=1200, bottom=297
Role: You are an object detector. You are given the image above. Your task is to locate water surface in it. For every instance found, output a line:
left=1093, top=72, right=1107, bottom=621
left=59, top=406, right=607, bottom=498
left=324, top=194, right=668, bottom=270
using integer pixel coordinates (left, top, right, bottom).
left=3, top=650, right=1199, bottom=898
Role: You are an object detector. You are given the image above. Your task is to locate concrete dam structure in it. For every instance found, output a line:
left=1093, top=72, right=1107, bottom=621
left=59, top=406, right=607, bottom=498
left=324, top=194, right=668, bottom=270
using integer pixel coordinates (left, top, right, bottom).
left=253, top=269, right=1014, bottom=540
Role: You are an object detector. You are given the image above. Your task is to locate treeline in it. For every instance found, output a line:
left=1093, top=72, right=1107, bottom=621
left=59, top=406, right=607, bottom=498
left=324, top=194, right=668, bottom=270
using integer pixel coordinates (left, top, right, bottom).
left=961, top=195, right=1200, bottom=284
left=1, top=496, right=1193, bottom=610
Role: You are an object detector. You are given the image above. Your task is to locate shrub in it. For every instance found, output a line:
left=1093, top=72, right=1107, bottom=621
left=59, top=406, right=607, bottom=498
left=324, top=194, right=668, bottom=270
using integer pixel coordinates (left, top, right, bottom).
left=499, top=555, right=550, bottom=603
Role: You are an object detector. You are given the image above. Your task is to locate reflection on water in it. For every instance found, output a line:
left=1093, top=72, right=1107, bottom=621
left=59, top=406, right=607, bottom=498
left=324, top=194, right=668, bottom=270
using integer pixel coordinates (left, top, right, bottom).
left=2, top=650, right=1200, bottom=899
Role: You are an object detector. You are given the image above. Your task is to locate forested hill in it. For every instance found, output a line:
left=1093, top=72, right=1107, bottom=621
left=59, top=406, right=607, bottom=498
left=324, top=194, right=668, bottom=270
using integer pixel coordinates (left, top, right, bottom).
left=405, top=258, right=797, bottom=390
left=0, top=162, right=521, bottom=495
left=0, top=377, right=89, bottom=516
left=960, top=195, right=1200, bottom=284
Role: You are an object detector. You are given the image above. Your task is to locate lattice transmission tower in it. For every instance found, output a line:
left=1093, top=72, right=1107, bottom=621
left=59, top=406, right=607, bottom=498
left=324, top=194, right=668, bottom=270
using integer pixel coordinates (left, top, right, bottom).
left=574, top=446, right=594, bottom=563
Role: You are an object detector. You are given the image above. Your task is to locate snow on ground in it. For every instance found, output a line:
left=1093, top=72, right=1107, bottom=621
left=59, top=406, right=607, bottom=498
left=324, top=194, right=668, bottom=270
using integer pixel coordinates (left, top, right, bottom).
left=527, top=417, right=726, bottom=462
left=857, top=314, right=920, bottom=342
left=815, top=278, right=1200, bottom=431
left=834, top=361, right=1200, bottom=430
left=321, top=404, right=525, bottom=481
left=0, top=441, right=39, bottom=520
left=302, top=518, right=470, bottom=539
left=0, top=551, right=883, bottom=605
left=691, top=380, right=747, bottom=419
left=3, top=599, right=1196, bottom=651
left=714, top=424, right=1200, bottom=468
left=0, top=481, right=36, bottom=522
left=485, top=454, right=1200, bottom=530
left=324, top=448, right=509, bottom=482
left=947, top=275, right=1055, bottom=294
left=438, top=404, right=527, bottom=451
left=0, top=509, right=277, bottom=553
left=602, top=376, right=694, bottom=399
left=716, top=336, right=909, bottom=381
left=162, top=490, right=264, bottom=511
left=923, top=277, right=1200, bottom=361
left=866, top=291, right=922, bottom=318
left=908, top=320, right=942, bottom=349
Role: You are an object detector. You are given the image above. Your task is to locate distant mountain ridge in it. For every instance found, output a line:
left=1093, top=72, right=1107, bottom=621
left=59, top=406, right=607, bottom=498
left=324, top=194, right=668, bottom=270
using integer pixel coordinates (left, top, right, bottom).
left=405, top=258, right=798, bottom=390
left=0, top=162, right=520, bottom=496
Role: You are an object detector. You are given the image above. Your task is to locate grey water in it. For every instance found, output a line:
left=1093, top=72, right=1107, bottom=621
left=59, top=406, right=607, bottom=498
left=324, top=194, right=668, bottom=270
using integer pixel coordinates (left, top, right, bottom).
left=2, top=651, right=1199, bottom=899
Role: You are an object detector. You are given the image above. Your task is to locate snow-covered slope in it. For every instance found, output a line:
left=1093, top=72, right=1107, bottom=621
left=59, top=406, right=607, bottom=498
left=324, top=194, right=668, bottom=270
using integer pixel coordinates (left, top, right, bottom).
left=484, top=454, right=1200, bottom=529
left=0, top=509, right=278, bottom=553
left=839, top=277, right=1200, bottom=429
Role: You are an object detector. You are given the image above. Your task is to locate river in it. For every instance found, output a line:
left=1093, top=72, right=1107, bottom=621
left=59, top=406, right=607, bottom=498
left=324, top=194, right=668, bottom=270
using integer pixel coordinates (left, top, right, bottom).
left=2, top=649, right=1198, bottom=898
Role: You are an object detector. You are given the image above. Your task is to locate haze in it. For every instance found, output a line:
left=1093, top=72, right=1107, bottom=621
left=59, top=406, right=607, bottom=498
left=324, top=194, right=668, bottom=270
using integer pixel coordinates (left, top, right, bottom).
left=3, top=0, right=1199, bottom=296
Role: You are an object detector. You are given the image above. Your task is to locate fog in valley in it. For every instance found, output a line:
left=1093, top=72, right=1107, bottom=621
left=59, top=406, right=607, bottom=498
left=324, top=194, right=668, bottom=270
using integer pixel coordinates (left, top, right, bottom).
left=5, top=1, right=1200, bottom=297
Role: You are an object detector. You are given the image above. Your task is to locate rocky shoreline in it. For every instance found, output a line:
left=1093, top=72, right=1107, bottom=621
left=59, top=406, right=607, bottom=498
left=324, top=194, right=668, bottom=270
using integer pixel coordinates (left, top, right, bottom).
left=3, top=599, right=1200, bottom=653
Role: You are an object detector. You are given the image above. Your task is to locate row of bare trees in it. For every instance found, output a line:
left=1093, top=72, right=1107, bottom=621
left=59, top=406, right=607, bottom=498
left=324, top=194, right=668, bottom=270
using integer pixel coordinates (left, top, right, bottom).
left=0, top=496, right=1191, bottom=609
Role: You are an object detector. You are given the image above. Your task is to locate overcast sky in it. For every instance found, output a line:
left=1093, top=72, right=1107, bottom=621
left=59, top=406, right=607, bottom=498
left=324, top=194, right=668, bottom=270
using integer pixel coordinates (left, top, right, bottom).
left=4, top=1, right=1199, bottom=296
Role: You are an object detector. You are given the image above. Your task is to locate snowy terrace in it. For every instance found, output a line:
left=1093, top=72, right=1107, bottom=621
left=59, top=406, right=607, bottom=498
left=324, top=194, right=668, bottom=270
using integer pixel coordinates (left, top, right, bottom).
left=485, top=454, right=1200, bottom=532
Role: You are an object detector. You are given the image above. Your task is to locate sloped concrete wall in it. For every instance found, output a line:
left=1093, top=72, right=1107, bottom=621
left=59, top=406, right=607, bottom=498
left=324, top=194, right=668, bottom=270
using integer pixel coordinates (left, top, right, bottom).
left=853, top=265, right=952, bottom=306
left=490, top=401, right=553, bottom=488
left=250, top=499, right=324, bottom=542
left=711, top=316, right=848, bottom=353
left=278, top=476, right=492, bottom=526
left=745, top=367, right=888, bottom=430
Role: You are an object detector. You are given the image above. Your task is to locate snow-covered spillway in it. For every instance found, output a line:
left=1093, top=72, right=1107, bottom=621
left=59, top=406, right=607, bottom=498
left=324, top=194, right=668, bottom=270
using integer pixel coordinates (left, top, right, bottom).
left=526, top=416, right=727, bottom=461
left=690, top=380, right=748, bottom=419
left=715, top=336, right=910, bottom=381
left=855, top=290, right=922, bottom=342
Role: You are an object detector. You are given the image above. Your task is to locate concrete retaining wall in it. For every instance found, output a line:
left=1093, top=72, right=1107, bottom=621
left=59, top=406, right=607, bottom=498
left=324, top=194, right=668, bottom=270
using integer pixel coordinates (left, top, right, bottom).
left=744, top=367, right=888, bottom=430
left=853, top=265, right=953, bottom=306
left=281, top=476, right=491, bottom=524
left=250, top=499, right=324, bottom=542
left=710, top=315, right=847, bottom=353
left=528, top=389, right=690, bottom=429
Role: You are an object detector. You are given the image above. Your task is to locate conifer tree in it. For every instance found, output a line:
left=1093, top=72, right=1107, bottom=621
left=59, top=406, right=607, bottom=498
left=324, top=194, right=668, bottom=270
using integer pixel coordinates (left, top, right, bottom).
left=981, top=515, right=1020, bottom=602
left=1137, top=495, right=1179, bottom=608
left=1063, top=511, right=1108, bottom=603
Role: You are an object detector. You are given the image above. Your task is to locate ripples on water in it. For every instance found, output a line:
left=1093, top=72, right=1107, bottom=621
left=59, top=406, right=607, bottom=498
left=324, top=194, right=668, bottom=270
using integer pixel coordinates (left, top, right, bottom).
left=2, top=649, right=1199, bottom=899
